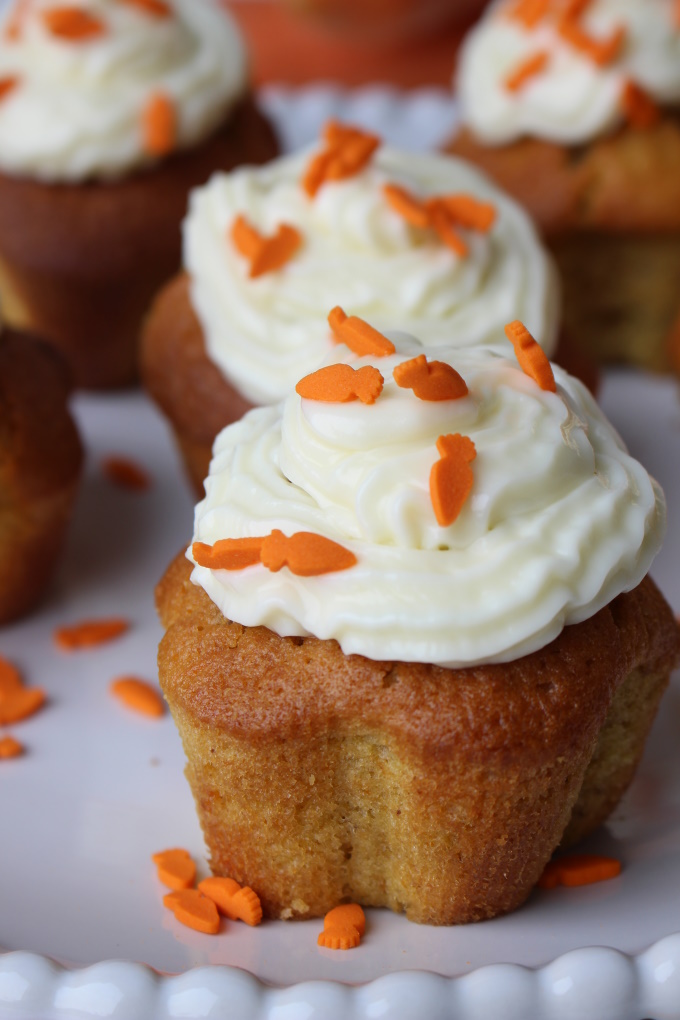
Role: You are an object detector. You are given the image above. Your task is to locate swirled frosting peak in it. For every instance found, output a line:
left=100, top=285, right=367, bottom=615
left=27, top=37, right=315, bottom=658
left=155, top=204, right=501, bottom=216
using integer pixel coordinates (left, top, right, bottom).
left=190, top=332, right=665, bottom=667
left=0, top=0, right=247, bottom=181
left=457, top=0, right=680, bottom=145
left=184, top=143, right=560, bottom=406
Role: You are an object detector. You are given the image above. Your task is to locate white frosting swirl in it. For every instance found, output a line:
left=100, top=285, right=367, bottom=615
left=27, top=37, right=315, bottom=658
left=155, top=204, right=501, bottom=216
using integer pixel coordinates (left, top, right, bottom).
left=189, top=336, right=665, bottom=667
left=0, top=0, right=247, bottom=181
left=457, top=0, right=680, bottom=146
left=184, top=146, right=560, bottom=406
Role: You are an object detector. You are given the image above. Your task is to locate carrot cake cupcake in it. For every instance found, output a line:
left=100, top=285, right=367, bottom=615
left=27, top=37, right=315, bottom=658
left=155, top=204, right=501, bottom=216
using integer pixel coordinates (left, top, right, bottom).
left=447, top=0, right=680, bottom=372
left=0, top=326, right=83, bottom=624
left=0, top=0, right=278, bottom=389
left=156, top=320, right=678, bottom=924
left=142, top=123, right=560, bottom=491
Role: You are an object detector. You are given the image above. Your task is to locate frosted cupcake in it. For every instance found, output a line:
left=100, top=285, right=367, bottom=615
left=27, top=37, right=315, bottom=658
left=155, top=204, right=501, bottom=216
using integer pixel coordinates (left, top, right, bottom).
left=142, top=122, right=560, bottom=491
left=156, top=318, right=678, bottom=924
left=447, top=0, right=680, bottom=372
left=0, top=0, right=278, bottom=388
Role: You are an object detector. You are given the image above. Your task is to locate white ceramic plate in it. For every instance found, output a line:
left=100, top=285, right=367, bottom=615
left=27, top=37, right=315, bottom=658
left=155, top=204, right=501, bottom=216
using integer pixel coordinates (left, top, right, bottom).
left=1, top=88, right=680, bottom=1020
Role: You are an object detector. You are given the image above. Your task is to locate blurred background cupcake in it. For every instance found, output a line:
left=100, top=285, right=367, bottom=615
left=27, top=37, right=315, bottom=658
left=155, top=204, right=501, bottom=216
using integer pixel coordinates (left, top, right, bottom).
left=446, top=0, right=680, bottom=374
left=0, top=0, right=278, bottom=389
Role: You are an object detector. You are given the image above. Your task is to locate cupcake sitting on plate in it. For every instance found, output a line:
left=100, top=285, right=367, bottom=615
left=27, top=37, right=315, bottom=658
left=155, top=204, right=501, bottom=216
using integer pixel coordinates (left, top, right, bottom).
left=156, top=317, right=678, bottom=924
left=447, top=0, right=680, bottom=373
left=0, top=0, right=278, bottom=388
left=141, top=121, right=561, bottom=492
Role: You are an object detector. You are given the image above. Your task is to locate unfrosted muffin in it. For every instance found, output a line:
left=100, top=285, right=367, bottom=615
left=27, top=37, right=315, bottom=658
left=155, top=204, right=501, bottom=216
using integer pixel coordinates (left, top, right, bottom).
left=156, top=324, right=678, bottom=924
left=0, top=328, right=82, bottom=623
left=0, top=0, right=278, bottom=389
left=447, top=0, right=680, bottom=372
left=142, top=127, right=560, bottom=492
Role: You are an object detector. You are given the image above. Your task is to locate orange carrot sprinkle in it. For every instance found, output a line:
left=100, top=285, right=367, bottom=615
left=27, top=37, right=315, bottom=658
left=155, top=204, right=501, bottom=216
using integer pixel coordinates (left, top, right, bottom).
left=302, top=120, right=380, bottom=198
left=0, top=736, right=23, bottom=759
left=54, top=618, right=129, bottom=651
left=152, top=849, right=197, bottom=890
left=505, top=50, right=549, bottom=92
left=507, top=0, right=550, bottom=28
left=538, top=854, right=622, bottom=889
left=163, top=889, right=220, bottom=935
left=430, top=434, right=477, bottom=528
left=110, top=677, right=164, bottom=718
left=102, top=456, right=151, bottom=491
left=199, top=877, right=263, bottom=926
left=296, top=363, right=384, bottom=405
left=231, top=215, right=302, bottom=279
left=426, top=200, right=468, bottom=257
left=117, top=0, right=171, bottom=16
left=192, top=537, right=265, bottom=571
left=261, top=530, right=357, bottom=577
left=393, top=354, right=468, bottom=402
left=0, top=687, right=46, bottom=726
left=621, top=80, right=661, bottom=130
left=504, top=320, right=556, bottom=392
left=317, top=903, right=366, bottom=950
left=558, top=18, right=626, bottom=66
left=0, top=76, right=19, bottom=102
left=439, top=194, right=497, bottom=232
left=0, top=656, right=22, bottom=698
left=383, top=183, right=430, bottom=229
left=142, top=92, right=176, bottom=157
left=42, top=6, right=106, bottom=40
left=328, top=306, right=396, bottom=357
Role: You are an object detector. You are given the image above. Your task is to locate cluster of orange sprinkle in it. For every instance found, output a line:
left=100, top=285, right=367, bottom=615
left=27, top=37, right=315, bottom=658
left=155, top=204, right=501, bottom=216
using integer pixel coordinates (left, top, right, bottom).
left=153, top=848, right=263, bottom=934
left=1, top=1, right=178, bottom=154
left=231, top=215, right=302, bottom=279
left=503, top=0, right=662, bottom=128
left=302, top=120, right=380, bottom=198
left=193, top=529, right=357, bottom=577
left=384, top=184, right=497, bottom=258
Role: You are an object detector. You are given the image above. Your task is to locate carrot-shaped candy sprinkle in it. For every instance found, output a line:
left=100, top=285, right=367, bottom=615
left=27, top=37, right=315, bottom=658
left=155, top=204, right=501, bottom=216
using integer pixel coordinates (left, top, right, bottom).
left=42, top=6, right=106, bottom=40
left=621, top=80, right=660, bottom=130
left=199, top=877, right=263, bottom=926
left=538, top=854, right=621, bottom=889
left=54, top=618, right=129, bottom=651
left=152, top=848, right=197, bottom=890
left=0, top=656, right=45, bottom=725
left=117, top=0, right=171, bottom=16
left=302, top=120, right=380, bottom=197
left=0, top=656, right=22, bottom=698
left=231, top=215, right=302, bottom=279
left=0, top=76, right=20, bottom=102
left=430, top=434, right=477, bottom=528
left=296, top=364, right=384, bottom=405
left=507, top=0, right=550, bottom=29
left=260, top=530, right=357, bottom=577
left=164, top=890, right=220, bottom=934
left=393, top=354, right=468, bottom=402
left=192, top=537, right=264, bottom=571
left=0, top=736, right=23, bottom=760
left=102, top=455, right=150, bottom=491
left=318, top=903, right=365, bottom=950
left=142, top=91, right=176, bottom=157
left=505, top=50, right=550, bottom=92
left=111, top=677, right=165, bottom=718
left=383, top=183, right=430, bottom=229
left=426, top=199, right=468, bottom=257
left=440, top=194, right=497, bottom=233
left=328, top=306, right=396, bottom=357
left=558, top=16, right=626, bottom=66
left=504, top=320, right=556, bottom=392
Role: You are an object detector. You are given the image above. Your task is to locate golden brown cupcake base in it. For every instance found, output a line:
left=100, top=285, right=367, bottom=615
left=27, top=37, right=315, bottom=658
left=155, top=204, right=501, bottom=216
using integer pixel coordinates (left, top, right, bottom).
left=156, top=554, right=679, bottom=925
left=447, top=112, right=680, bottom=373
left=0, top=331, right=83, bottom=623
left=141, top=274, right=254, bottom=495
left=0, top=96, right=278, bottom=390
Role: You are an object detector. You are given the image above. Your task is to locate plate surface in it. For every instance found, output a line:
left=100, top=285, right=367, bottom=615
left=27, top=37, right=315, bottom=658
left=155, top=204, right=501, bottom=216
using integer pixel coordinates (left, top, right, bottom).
left=1, top=88, right=680, bottom=1020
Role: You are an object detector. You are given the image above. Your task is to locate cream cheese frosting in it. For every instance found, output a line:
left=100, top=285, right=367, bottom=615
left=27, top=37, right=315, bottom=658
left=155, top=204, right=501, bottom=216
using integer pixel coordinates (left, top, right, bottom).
left=457, top=0, right=680, bottom=146
left=189, top=333, right=665, bottom=668
left=184, top=146, right=560, bottom=406
left=0, top=0, right=247, bottom=181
